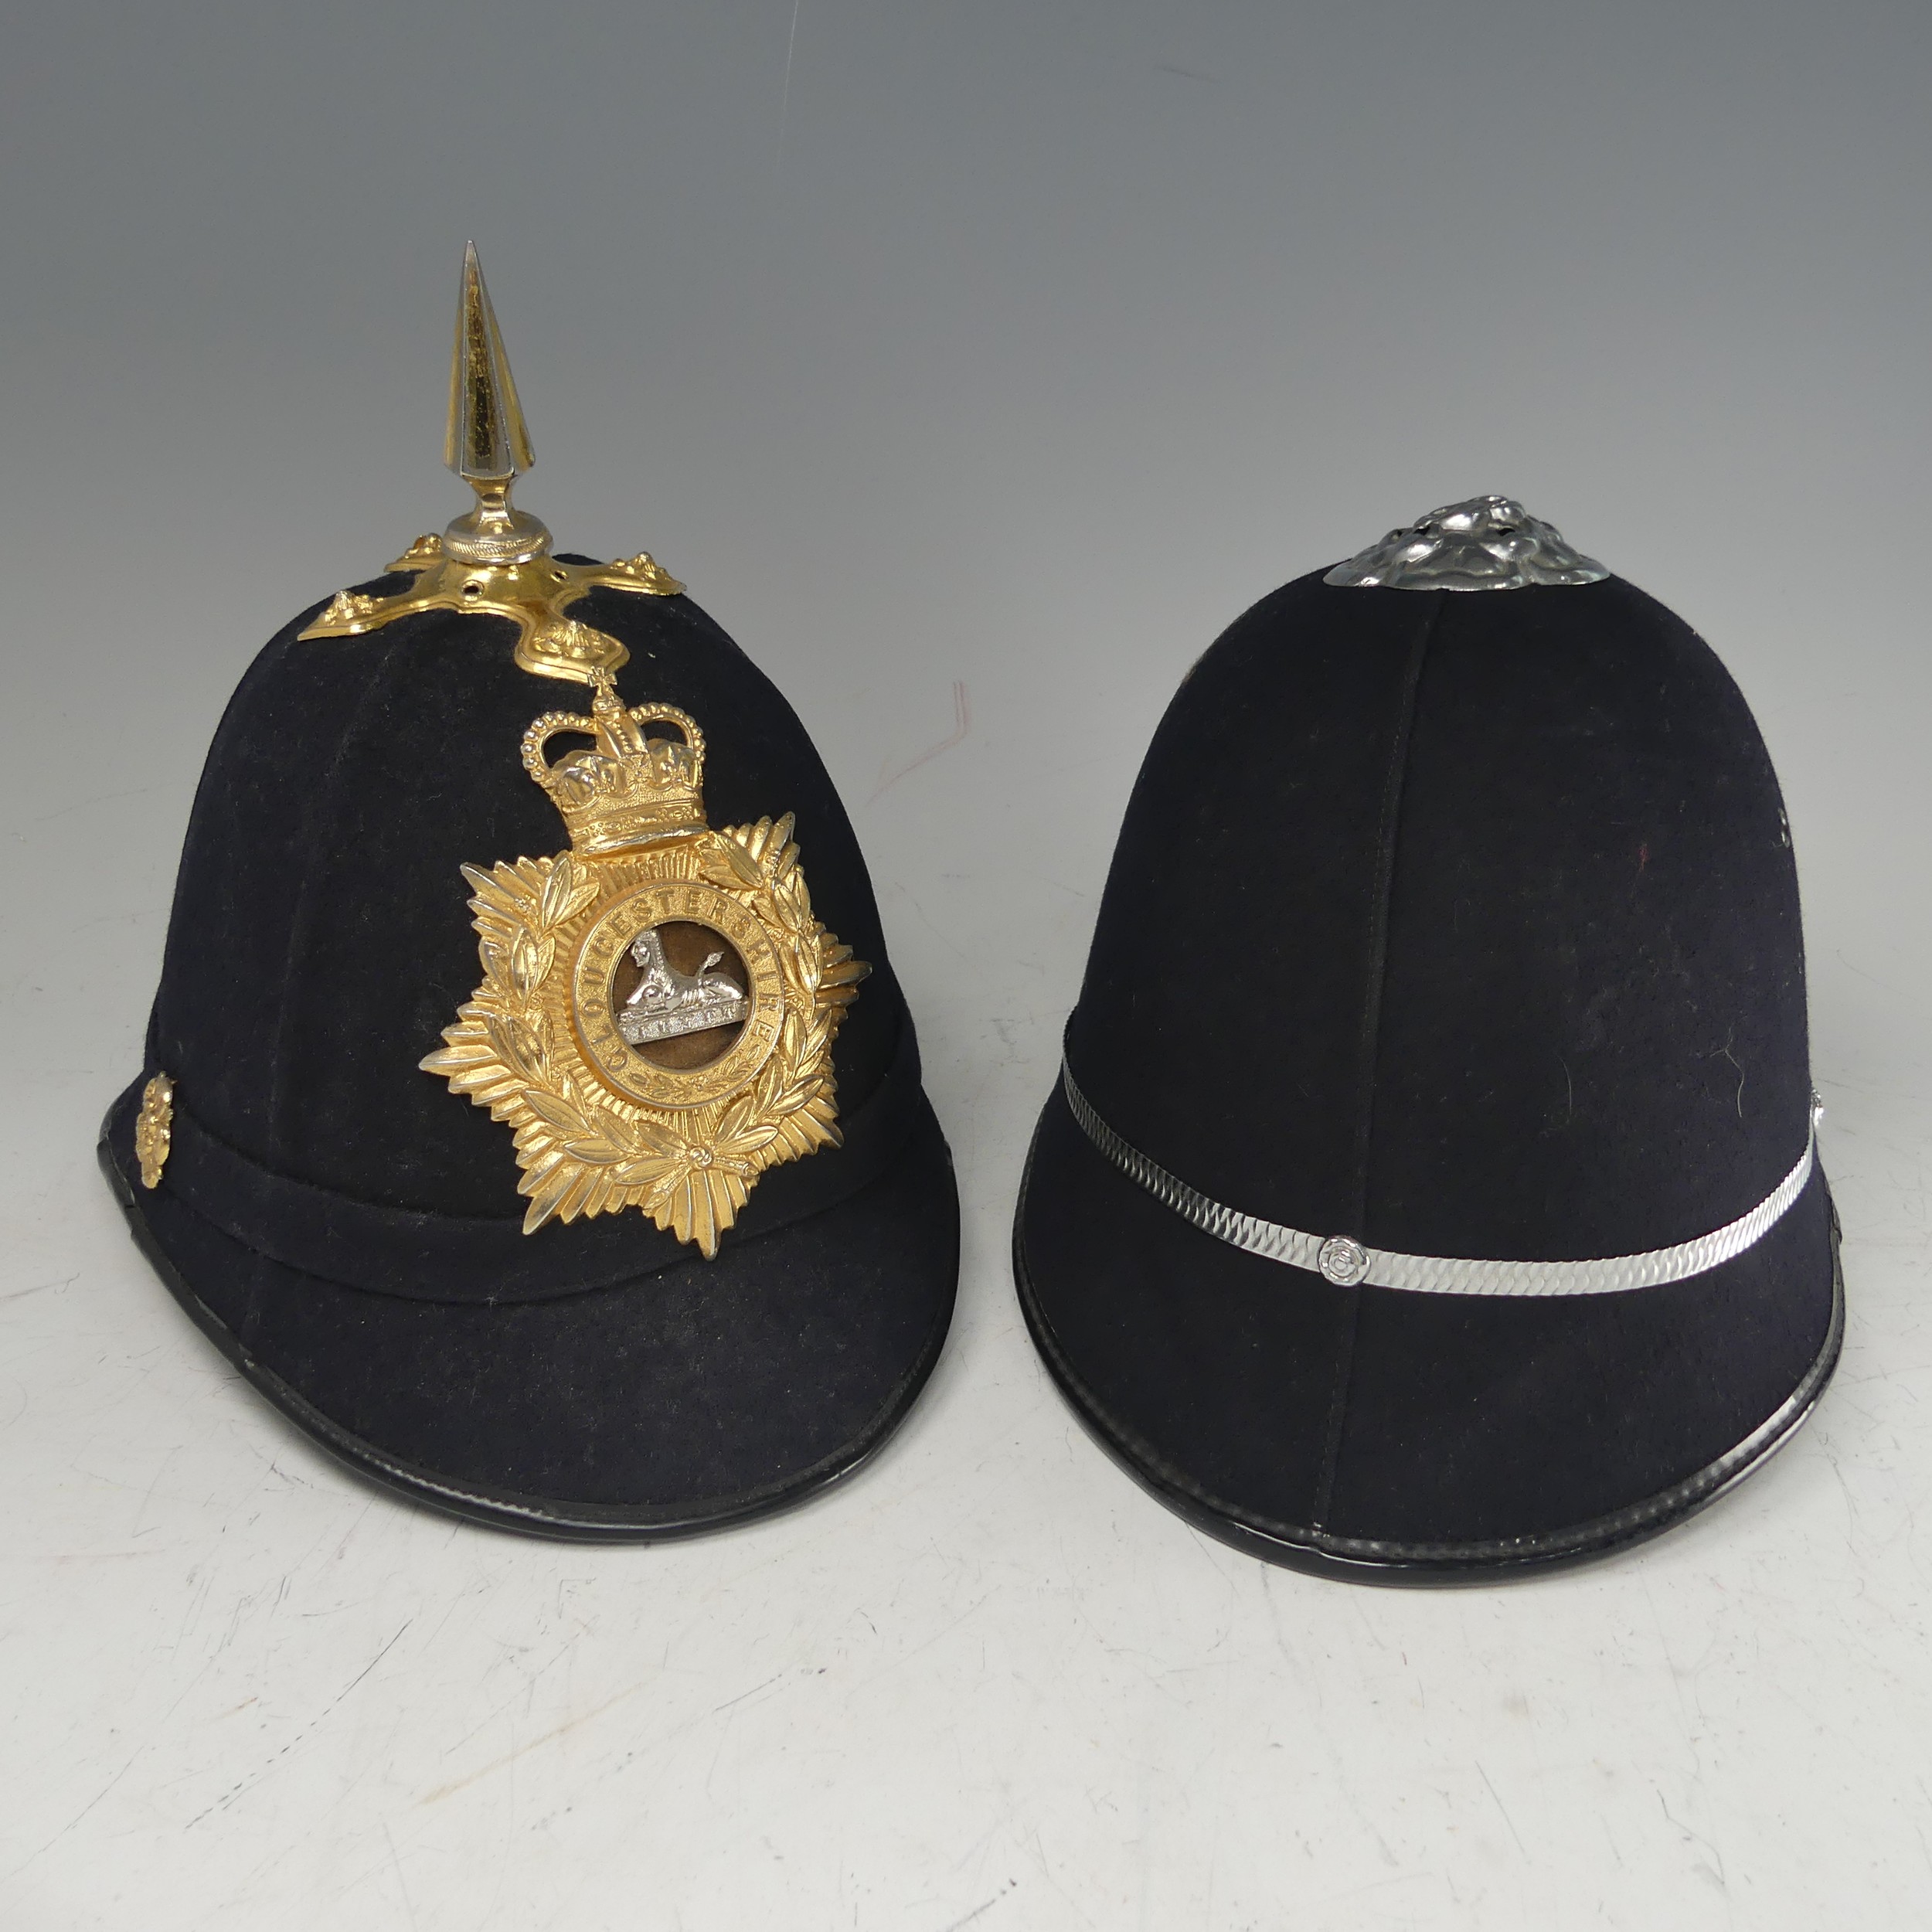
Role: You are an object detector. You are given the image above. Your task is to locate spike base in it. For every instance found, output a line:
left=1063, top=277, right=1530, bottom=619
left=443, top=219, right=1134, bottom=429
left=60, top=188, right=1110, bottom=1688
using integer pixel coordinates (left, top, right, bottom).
left=298, top=533, right=685, bottom=685
left=443, top=480, right=553, bottom=566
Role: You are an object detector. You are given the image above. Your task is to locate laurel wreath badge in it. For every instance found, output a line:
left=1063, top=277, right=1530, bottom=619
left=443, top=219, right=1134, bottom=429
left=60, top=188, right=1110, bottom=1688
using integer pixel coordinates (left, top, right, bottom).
left=421, top=682, right=866, bottom=1256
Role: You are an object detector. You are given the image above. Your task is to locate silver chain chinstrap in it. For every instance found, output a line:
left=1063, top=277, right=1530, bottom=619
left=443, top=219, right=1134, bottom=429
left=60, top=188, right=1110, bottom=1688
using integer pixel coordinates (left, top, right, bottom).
left=1060, top=1061, right=1818, bottom=1298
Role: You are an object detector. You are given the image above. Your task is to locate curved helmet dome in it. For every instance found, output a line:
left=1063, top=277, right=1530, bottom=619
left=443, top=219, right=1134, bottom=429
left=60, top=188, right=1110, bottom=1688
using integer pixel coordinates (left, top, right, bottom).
left=101, top=249, right=959, bottom=1538
left=1015, top=495, right=1839, bottom=1580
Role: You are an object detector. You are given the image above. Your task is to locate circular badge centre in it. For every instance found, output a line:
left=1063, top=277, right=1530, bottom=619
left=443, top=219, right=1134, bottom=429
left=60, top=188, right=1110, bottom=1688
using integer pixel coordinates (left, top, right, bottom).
left=611, top=920, right=751, bottom=1070
left=573, top=882, right=785, bottom=1111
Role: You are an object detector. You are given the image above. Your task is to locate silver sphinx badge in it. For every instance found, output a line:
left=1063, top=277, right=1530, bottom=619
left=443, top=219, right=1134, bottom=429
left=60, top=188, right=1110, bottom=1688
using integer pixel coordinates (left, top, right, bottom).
left=1325, top=495, right=1607, bottom=591
left=618, top=928, right=753, bottom=1047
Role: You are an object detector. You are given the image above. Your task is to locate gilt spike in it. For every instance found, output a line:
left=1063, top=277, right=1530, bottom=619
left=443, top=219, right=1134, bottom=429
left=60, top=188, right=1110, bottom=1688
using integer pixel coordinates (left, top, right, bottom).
left=440, top=243, right=549, bottom=564
left=447, top=241, right=532, bottom=481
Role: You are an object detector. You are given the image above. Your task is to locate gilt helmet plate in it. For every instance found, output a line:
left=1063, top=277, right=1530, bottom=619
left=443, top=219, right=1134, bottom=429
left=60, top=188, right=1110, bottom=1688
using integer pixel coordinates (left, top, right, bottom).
left=421, top=676, right=868, bottom=1254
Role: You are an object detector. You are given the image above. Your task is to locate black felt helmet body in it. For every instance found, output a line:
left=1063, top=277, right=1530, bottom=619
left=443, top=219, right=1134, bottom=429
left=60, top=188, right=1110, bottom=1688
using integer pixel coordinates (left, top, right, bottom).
left=100, top=253, right=958, bottom=1537
left=1014, top=496, right=1839, bottom=1580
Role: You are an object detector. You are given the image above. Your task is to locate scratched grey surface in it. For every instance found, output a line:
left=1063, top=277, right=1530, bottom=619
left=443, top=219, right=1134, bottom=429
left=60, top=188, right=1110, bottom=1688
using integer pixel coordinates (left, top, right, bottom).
left=5, top=3, right=1932, bottom=1927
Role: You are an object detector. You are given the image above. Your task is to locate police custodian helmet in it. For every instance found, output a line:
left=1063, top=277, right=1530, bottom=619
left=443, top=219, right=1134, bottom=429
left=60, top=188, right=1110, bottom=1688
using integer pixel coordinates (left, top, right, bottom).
left=100, top=248, right=960, bottom=1538
left=1015, top=496, right=1840, bottom=1581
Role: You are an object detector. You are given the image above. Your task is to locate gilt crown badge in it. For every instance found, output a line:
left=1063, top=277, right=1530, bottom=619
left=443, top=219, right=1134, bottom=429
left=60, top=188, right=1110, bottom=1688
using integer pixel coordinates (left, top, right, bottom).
left=301, top=244, right=866, bottom=1254
left=523, top=687, right=709, bottom=853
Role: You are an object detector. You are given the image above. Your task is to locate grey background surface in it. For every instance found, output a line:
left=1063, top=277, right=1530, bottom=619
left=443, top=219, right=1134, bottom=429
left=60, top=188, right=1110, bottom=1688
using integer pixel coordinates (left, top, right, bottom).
left=5, top=4, right=1930, bottom=1927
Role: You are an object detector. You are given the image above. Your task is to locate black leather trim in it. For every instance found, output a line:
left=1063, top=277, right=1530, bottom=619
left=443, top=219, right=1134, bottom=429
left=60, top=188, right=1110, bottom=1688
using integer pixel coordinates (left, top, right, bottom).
left=99, top=1128, right=954, bottom=1543
left=1012, top=1120, right=1845, bottom=1584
